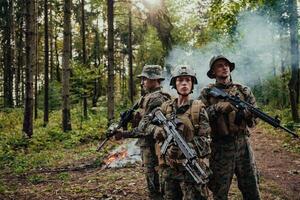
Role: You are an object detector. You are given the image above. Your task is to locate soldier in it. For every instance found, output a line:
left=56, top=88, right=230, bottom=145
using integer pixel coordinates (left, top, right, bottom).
left=199, top=55, right=261, bottom=200
left=114, top=65, right=171, bottom=200
left=153, top=65, right=211, bottom=200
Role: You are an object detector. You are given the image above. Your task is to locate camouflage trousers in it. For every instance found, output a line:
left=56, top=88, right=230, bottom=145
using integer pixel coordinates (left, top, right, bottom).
left=159, top=166, right=208, bottom=200
left=140, top=145, right=162, bottom=200
left=209, top=135, right=260, bottom=200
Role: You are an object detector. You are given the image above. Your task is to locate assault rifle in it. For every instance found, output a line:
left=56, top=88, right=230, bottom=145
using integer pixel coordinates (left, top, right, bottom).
left=208, top=87, right=299, bottom=138
left=150, top=108, right=210, bottom=184
left=96, top=101, right=140, bottom=151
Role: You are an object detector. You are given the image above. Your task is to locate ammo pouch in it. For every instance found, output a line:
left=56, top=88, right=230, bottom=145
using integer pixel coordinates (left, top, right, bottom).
left=228, top=111, right=247, bottom=135
left=193, top=136, right=211, bottom=158
left=214, top=111, right=247, bottom=136
left=215, top=114, right=230, bottom=136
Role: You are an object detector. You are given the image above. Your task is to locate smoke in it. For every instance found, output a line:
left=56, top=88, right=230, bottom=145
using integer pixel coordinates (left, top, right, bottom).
left=162, top=11, right=282, bottom=99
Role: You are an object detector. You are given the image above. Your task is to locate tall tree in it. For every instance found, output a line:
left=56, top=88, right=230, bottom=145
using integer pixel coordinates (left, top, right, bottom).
left=34, top=0, right=39, bottom=119
left=81, top=0, right=88, bottom=118
left=288, top=0, right=299, bottom=122
left=144, top=0, right=173, bottom=54
left=92, top=28, right=101, bottom=107
left=49, top=0, right=54, bottom=81
left=23, top=0, right=36, bottom=137
left=15, top=1, right=25, bottom=107
left=1, top=0, right=14, bottom=108
left=128, top=5, right=134, bottom=104
left=44, top=0, right=49, bottom=125
left=62, top=0, right=72, bottom=131
left=107, top=0, right=115, bottom=122
left=54, top=32, right=61, bottom=82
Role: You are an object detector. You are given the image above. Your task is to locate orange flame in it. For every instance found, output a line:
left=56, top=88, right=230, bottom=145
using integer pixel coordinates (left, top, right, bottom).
left=104, top=148, right=128, bottom=165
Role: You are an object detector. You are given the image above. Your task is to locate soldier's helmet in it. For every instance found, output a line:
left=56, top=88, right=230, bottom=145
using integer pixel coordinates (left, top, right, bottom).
left=170, top=65, right=198, bottom=88
left=137, top=65, right=165, bottom=80
left=207, top=55, right=235, bottom=79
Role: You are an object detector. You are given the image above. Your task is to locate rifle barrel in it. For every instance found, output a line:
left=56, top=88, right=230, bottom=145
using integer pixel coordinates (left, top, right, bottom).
left=279, top=125, right=299, bottom=138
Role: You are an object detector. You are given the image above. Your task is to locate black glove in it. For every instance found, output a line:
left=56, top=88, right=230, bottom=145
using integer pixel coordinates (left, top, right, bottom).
left=215, top=102, right=236, bottom=113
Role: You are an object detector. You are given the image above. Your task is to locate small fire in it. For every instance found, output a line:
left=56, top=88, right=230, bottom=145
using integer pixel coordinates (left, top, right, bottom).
left=104, top=148, right=128, bottom=166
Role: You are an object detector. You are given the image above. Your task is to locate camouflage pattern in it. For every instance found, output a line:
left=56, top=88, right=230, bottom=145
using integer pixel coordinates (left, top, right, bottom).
left=156, top=98, right=211, bottom=200
left=207, top=55, right=235, bottom=79
left=135, top=87, right=171, bottom=199
left=137, top=65, right=165, bottom=80
left=170, top=65, right=198, bottom=88
left=199, top=81, right=261, bottom=200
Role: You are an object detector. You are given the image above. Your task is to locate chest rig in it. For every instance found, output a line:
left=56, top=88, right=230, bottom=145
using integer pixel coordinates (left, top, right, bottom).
left=208, top=83, right=250, bottom=137
left=161, top=99, right=204, bottom=141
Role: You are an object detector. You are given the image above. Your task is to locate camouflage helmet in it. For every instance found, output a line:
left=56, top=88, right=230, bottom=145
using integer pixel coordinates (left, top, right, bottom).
left=170, top=65, right=198, bottom=88
left=137, top=65, right=165, bottom=80
left=207, top=55, right=235, bottom=79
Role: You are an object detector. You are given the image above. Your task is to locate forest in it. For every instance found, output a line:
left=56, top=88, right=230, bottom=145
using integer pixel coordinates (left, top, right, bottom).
left=0, top=0, right=300, bottom=199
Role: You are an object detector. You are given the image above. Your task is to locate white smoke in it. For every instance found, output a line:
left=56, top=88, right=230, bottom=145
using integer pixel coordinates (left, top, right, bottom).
left=162, top=11, right=282, bottom=99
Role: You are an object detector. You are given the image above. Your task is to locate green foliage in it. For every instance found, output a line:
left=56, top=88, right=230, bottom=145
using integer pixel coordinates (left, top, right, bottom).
left=28, top=175, right=45, bottom=185
left=253, top=72, right=290, bottom=109
left=0, top=103, right=109, bottom=175
left=70, top=61, right=102, bottom=104
left=0, top=179, right=8, bottom=194
left=38, top=81, right=62, bottom=111
left=56, top=172, right=70, bottom=181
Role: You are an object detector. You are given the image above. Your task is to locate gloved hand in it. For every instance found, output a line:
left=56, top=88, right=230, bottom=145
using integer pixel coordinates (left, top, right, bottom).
left=243, top=108, right=253, bottom=120
left=215, top=102, right=236, bottom=113
left=167, top=145, right=182, bottom=159
left=153, top=126, right=166, bottom=141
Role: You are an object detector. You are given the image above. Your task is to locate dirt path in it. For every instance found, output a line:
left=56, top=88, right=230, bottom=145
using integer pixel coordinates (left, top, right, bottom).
left=1, top=127, right=299, bottom=200
left=250, top=127, right=300, bottom=200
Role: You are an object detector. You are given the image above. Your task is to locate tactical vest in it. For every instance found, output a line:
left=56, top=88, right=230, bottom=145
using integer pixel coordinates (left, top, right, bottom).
left=161, top=99, right=206, bottom=138
left=205, top=83, right=251, bottom=137
left=156, top=99, right=207, bottom=166
left=136, top=90, right=171, bottom=147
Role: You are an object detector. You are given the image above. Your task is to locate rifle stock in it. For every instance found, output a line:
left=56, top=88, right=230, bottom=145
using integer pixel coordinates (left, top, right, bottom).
left=96, top=101, right=140, bottom=152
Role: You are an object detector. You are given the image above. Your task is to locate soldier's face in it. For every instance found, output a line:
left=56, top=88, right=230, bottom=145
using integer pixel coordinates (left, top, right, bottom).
left=141, top=77, right=159, bottom=90
left=176, top=76, right=192, bottom=96
left=212, top=59, right=231, bottom=78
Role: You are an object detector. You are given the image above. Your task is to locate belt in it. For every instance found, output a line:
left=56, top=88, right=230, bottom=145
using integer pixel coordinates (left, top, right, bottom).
left=212, top=134, right=247, bottom=143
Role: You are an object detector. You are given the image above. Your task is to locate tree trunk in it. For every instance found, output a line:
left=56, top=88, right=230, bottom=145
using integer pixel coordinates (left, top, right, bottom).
left=54, top=33, right=61, bottom=82
left=62, top=0, right=72, bottom=132
left=128, top=7, right=134, bottom=104
left=288, top=0, right=299, bottom=122
left=23, top=0, right=36, bottom=137
left=92, top=29, right=101, bottom=107
left=3, top=0, right=14, bottom=108
left=49, top=1, right=54, bottom=81
left=15, top=17, right=24, bottom=107
left=107, top=0, right=115, bottom=122
left=11, top=0, right=16, bottom=106
left=43, top=0, right=49, bottom=125
left=34, top=0, right=38, bottom=120
left=81, top=0, right=88, bottom=118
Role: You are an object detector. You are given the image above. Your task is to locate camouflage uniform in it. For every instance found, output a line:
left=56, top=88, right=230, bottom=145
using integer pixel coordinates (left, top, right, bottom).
left=136, top=65, right=171, bottom=199
left=155, top=65, right=211, bottom=200
left=199, top=55, right=260, bottom=200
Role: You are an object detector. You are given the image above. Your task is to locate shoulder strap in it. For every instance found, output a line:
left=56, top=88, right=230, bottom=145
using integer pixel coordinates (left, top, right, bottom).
left=190, top=100, right=205, bottom=131
left=161, top=99, right=175, bottom=116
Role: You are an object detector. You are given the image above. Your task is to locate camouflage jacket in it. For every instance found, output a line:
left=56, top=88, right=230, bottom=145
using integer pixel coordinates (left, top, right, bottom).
left=135, top=87, right=171, bottom=147
left=199, top=81, right=258, bottom=138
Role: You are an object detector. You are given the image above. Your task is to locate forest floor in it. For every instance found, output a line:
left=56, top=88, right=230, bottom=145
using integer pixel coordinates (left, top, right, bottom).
left=0, top=126, right=299, bottom=200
